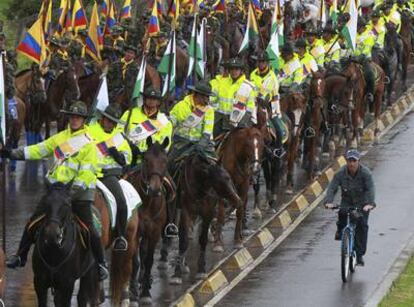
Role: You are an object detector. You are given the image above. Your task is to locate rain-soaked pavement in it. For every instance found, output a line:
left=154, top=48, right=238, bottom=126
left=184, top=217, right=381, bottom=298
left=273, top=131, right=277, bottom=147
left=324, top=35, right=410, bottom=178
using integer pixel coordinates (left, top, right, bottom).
left=219, top=111, right=414, bottom=307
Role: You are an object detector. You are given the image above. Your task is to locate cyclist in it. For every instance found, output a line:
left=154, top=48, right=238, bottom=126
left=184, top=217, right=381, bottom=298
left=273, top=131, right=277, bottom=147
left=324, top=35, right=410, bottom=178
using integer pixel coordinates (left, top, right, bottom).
left=325, top=149, right=376, bottom=266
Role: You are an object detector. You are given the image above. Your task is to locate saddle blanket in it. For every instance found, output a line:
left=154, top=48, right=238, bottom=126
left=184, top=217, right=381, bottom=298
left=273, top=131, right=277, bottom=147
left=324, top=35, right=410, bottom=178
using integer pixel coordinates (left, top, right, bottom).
left=97, top=179, right=142, bottom=229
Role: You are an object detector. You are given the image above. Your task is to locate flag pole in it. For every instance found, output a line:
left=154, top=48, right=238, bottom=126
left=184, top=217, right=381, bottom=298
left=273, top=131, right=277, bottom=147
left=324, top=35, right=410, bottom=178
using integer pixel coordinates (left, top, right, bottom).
left=250, top=1, right=265, bottom=51
left=1, top=52, right=7, bottom=253
left=202, top=17, right=207, bottom=81
left=165, top=29, right=175, bottom=97
left=192, top=14, right=198, bottom=85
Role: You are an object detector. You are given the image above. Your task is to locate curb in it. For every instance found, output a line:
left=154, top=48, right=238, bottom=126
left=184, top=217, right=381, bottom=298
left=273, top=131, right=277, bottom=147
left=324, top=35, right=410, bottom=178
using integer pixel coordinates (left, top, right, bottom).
left=171, top=85, right=414, bottom=307
left=363, top=233, right=414, bottom=307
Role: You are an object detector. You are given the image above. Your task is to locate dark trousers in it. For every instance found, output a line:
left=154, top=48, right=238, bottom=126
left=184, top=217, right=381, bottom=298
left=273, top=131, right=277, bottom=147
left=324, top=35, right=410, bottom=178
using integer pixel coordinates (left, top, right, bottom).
left=337, top=209, right=369, bottom=257
left=100, top=175, right=127, bottom=237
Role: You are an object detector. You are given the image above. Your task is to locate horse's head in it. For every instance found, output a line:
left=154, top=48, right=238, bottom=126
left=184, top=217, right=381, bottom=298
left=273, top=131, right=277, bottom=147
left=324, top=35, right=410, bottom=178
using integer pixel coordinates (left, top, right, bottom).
left=232, top=127, right=264, bottom=175
left=43, top=183, right=72, bottom=248
left=60, top=64, right=81, bottom=102
left=27, top=64, right=47, bottom=104
left=284, top=92, right=306, bottom=137
left=310, top=71, right=326, bottom=98
left=141, top=137, right=169, bottom=196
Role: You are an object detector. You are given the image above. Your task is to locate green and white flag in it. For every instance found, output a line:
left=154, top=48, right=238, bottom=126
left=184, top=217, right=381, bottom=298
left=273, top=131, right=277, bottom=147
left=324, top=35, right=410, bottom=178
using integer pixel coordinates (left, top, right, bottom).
left=187, top=15, right=205, bottom=79
left=320, top=0, right=327, bottom=27
left=132, top=56, right=147, bottom=102
left=238, top=3, right=259, bottom=54
left=95, top=75, right=109, bottom=112
left=158, top=31, right=176, bottom=96
left=196, top=17, right=206, bottom=79
left=0, top=52, right=5, bottom=146
left=266, top=1, right=281, bottom=70
left=341, top=0, right=358, bottom=50
left=329, top=0, right=338, bottom=27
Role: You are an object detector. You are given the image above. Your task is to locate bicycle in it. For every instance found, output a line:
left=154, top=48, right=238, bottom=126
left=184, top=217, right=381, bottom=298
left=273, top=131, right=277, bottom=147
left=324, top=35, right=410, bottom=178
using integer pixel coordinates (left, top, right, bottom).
left=329, top=206, right=365, bottom=283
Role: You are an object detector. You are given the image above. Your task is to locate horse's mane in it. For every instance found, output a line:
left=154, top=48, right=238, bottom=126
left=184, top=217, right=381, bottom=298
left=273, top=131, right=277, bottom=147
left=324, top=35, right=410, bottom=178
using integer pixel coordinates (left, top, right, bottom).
left=15, top=69, right=31, bottom=78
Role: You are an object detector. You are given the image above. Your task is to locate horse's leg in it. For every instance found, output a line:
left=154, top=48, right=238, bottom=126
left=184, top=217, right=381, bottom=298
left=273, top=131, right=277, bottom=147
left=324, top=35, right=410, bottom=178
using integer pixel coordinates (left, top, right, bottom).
left=252, top=170, right=263, bottom=219
left=158, top=235, right=171, bottom=269
left=286, top=137, right=296, bottom=194
left=139, top=229, right=160, bottom=305
left=213, top=200, right=225, bottom=253
left=170, top=208, right=189, bottom=284
left=34, top=276, right=48, bottom=307
left=129, top=252, right=140, bottom=303
left=78, top=267, right=99, bottom=307
left=54, top=283, right=75, bottom=307
left=196, top=201, right=214, bottom=279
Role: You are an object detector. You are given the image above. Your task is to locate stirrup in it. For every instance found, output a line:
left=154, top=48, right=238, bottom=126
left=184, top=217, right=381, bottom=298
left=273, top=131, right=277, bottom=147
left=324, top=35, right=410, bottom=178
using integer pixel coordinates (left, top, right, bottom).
left=164, top=223, right=179, bottom=238
left=304, top=127, right=316, bottom=138
left=113, top=236, right=128, bottom=252
left=272, top=148, right=286, bottom=159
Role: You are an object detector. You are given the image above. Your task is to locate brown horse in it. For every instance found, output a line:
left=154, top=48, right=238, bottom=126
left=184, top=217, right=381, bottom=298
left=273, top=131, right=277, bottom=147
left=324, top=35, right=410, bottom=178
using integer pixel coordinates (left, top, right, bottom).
left=169, top=146, right=241, bottom=284
left=94, top=180, right=140, bottom=305
left=126, top=137, right=171, bottom=305
left=14, top=66, right=46, bottom=145
left=45, top=65, right=81, bottom=137
left=280, top=91, right=307, bottom=193
left=223, top=17, right=244, bottom=58
left=303, top=71, right=326, bottom=179
left=213, top=127, right=264, bottom=251
left=323, top=74, right=355, bottom=158
left=342, top=60, right=385, bottom=141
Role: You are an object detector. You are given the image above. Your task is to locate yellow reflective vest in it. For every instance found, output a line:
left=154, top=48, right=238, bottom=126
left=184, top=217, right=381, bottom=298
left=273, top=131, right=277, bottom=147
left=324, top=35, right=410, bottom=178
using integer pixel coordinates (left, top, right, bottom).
left=278, top=55, right=305, bottom=86
left=87, top=122, right=132, bottom=178
left=170, top=94, right=215, bottom=141
left=24, top=126, right=97, bottom=191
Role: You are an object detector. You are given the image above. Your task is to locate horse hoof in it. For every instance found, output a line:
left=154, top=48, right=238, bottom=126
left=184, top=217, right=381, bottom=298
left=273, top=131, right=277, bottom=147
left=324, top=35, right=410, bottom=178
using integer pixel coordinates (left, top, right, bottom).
left=170, top=277, right=183, bottom=285
left=139, top=296, right=152, bottom=305
left=252, top=207, right=262, bottom=219
left=234, top=242, right=244, bottom=249
left=229, top=209, right=236, bottom=220
left=285, top=188, right=294, bottom=195
left=267, top=207, right=276, bottom=214
left=242, top=229, right=253, bottom=237
left=181, top=264, right=190, bottom=274
left=208, top=228, right=215, bottom=243
left=196, top=272, right=208, bottom=280
left=157, top=261, right=168, bottom=270
left=213, top=244, right=225, bottom=253
left=129, top=302, right=139, bottom=307
left=315, top=171, right=322, bottom=177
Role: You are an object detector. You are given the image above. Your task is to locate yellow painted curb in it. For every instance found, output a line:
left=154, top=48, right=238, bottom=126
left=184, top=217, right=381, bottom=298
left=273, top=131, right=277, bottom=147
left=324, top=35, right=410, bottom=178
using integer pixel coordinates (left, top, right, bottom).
left=225, top=248, right=253, bottom=271
left=304, top=181, right=323, bottom=201
left=250, top=228, right=274, bottom=249
left=381, top=111, right=394, bottom=127
left=391, top=103, right=402, bottom=118
left=319, top=168, right=335, bottom=188
left=288, top=195, right=310, bottom=213
left=333, top=156, right=346, bottom=170
left=175, top=293, right=196, bottom=307
left=269, top=209, right=293, bottom=229
left=399, top=96, right=410, bottom=110
left=362, top=128, right=375, bottom=143
left=199, top=270, right=229, bottom=295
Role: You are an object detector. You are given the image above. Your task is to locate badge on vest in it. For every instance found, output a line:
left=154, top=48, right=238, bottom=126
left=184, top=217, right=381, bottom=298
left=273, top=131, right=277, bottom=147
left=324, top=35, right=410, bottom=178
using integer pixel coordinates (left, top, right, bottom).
left=54, top=133, right=92, bottom=160
left=230, top=102, right=247, bottom=125
left=182, top=107, right=207, bottom=128
left=128, top=115, right=169, bottom=143
left=96, top=133, right=125, bottom=157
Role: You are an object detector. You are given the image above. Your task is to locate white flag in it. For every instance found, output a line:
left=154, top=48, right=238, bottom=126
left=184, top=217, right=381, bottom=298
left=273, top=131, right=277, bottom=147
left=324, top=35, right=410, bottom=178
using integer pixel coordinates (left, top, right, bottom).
left=96, top=75, right=109, bottom=112
left=0, top=53, right=5, bottom=145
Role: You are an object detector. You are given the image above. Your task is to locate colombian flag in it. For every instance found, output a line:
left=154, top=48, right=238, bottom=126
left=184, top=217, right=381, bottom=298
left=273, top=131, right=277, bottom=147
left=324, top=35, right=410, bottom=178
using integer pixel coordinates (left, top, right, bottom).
left=252, top=0, right=262, bottom=15
left=16, top=18, right=47, bottom=64
left=64, top=0, right=72, bottom=32
left=213, top=0, right=226, bottom=13
left=120, top=0, right=131, bottom=20
left=100, top=0, right=108, bottom=17
left=86, top=3, right=103, bottom=62
left=72, top=0, right=88, bottom=34
left=104, top=0, right=117, bottom=35
left=57, top=0, right=68, bottom=34
left=148, top=0, right=160, bottom=37
left=168, top=0, right=180, bottom=22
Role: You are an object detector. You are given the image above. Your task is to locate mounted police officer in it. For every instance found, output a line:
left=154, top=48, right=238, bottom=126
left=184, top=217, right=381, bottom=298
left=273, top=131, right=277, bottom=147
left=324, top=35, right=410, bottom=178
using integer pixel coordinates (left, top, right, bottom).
left=1, top=101, right=109, bottom=280
left=211, top=57, right=256, bottom=138
left=88, top=104, right=131, bottom=251
left=278, top=43, right=305, bottom=91
left=295, top=38, right=319, bottom=78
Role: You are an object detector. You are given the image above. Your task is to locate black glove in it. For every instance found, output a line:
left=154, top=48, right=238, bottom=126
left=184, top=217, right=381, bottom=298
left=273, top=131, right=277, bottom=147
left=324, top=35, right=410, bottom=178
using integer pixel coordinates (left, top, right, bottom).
left=108, top=147, right=126, bottom=167
left=0, top=148, right=11, bottom=159
left=126, top=139, right=141, bottom=166
left=198, top=134, right=211, bottom=148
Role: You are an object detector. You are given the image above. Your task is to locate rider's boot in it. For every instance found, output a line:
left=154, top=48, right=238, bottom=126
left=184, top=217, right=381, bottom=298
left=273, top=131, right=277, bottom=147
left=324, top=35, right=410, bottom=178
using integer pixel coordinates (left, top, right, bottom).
left=6, top=226, right=33, bottom=269
left=113, top=202, right=128, bottom=252
left=90, top=228, right=109, bottom=281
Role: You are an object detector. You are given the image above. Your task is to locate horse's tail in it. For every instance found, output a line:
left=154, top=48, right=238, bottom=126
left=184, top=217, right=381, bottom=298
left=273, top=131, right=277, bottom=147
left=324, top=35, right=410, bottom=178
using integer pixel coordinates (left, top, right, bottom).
left=110, top=249, right=131, bottom=304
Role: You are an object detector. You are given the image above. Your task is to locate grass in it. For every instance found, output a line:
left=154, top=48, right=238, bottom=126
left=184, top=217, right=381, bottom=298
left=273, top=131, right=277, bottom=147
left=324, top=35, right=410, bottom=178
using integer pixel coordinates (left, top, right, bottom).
left=379, top=255, right=414, bottom=307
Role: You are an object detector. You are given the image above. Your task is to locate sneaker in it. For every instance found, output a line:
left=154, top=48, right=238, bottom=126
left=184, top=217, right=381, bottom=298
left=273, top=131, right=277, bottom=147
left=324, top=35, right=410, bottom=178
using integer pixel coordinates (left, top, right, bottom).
left=113, top=236, right=128, bottom=252
left=164, top=223, right=179, bottom=238
left=98, top=263, right=109, bottom=281
left=6, top=255, right=25, bottom=269
left=334, top=231, right=340, bottom=241
left=357, top=255, right=365, bottom=266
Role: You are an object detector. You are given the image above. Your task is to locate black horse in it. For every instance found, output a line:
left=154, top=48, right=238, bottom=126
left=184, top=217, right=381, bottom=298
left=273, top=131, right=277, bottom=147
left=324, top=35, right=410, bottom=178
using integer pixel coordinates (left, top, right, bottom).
left=32, top=184, right=99, bottom=307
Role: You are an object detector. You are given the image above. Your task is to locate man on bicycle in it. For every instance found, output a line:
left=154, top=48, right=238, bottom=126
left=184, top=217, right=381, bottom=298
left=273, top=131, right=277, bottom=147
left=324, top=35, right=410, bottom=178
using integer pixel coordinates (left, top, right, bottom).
left=325, top=149, right=376, bottom=266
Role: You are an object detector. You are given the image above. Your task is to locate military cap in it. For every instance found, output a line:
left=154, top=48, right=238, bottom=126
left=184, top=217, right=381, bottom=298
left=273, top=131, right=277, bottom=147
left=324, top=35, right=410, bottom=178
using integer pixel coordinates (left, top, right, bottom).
left=227, top=57, right=244, bottom=69
left=188, top=81, right=214, bottom=97
left=295, top=38, right=307, bottom=49
left=281, top=43, right=294, bottom=55
left=60, top=100, right=89, bottom=117
left=100, top=104, right=124, bottom=123
left=142, top=86, right=163, bottom=99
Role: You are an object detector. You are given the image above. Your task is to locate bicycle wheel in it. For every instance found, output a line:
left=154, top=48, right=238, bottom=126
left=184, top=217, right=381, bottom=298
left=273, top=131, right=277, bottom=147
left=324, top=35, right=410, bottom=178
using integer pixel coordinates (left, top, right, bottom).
left=341, top=229, right=351, bottom=282
left=350, top=249, right=357, bottom=273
